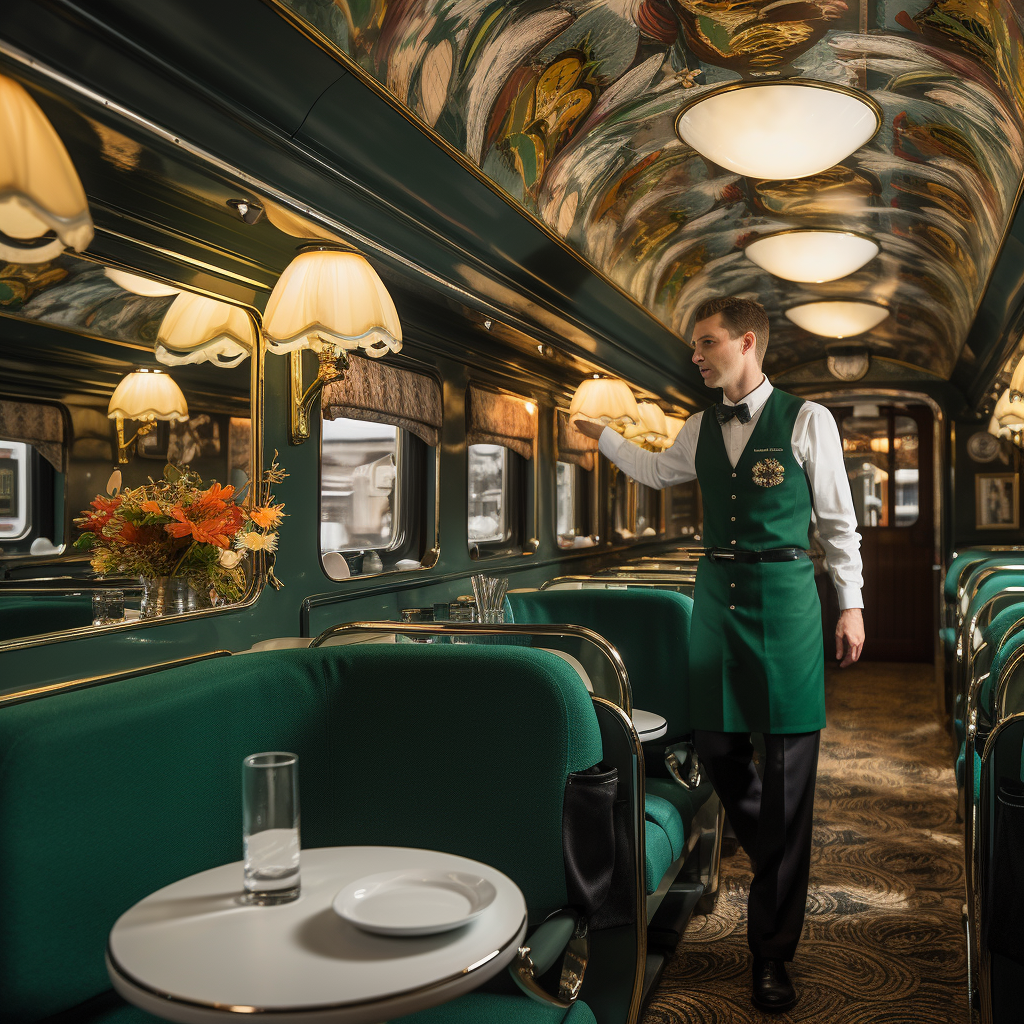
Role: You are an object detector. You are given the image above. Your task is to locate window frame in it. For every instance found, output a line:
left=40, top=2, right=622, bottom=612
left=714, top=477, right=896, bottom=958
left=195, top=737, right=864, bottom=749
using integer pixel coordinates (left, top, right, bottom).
left=555, top=459, right=597, bottom=549
left=468, top=442, right=526, bottom=559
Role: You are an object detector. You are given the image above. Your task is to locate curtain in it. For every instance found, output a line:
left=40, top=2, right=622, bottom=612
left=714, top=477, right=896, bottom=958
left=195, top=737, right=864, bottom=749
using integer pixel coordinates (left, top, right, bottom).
left=322, top=355, right=442, bottom=446
left=466, top=385, right=537, bottom=460
left=0, top=399, right=65, bottom=471
left=557, top=410, right=598, bottom=472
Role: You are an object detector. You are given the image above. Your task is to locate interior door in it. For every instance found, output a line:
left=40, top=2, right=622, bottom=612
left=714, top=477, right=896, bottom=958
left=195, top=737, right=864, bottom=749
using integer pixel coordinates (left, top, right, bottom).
left=817, top=404, right=935, bottom=662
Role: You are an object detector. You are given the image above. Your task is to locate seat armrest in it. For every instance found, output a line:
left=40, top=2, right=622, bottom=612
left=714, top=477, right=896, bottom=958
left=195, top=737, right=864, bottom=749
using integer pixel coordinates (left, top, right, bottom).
left=509, top=910, right=588, bottom=1008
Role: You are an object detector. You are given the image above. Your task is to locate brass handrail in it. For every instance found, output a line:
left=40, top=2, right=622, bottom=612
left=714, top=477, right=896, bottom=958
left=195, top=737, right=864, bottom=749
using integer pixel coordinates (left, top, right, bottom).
left=309, top=620, right=633, bottom=715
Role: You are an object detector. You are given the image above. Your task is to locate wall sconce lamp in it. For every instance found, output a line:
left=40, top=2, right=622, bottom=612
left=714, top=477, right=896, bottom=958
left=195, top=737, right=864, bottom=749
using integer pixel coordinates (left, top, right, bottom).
left=623, top=401, right=670, bottom=450
left=568, top=375, right=640, bottom=433
left=263, top=248, right=403, bottom=444
left=0, top=74, right=93, bottom=262
left=155, top=292, right=255, bottom=368
left=107, top=368, right=189, bottom=464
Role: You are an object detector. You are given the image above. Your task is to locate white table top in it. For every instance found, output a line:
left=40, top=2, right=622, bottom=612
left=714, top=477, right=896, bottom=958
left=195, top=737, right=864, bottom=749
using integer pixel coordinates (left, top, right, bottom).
left=107, top=846, right=527, bottom=1024
left=632, top=708, right=668, bottom=742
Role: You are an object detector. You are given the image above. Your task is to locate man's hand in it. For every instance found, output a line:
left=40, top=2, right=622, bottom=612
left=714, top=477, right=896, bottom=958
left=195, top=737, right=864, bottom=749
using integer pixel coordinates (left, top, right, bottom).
left=573, top=419, right=605, bottom=441
left=835, top=608, right=864, bottom=667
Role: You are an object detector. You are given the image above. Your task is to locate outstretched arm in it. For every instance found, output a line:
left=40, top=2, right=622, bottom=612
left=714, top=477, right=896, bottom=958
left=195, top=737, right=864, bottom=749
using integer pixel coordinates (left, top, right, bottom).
left=573, top=417, right=700, bottom=490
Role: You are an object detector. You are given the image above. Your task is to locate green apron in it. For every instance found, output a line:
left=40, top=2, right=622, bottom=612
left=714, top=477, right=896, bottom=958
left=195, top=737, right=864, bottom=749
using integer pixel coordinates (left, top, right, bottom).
left=689, top=389, right=825, bottom=734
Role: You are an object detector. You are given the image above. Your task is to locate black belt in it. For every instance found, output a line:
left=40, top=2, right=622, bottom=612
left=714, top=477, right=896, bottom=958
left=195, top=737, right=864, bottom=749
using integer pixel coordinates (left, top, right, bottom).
left=704, top=547, right=809, bottom=564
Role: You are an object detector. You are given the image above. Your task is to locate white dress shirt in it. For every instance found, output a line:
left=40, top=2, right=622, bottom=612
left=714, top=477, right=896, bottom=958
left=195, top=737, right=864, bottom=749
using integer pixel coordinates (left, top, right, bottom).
left=599, top=376, right=864, bottom=610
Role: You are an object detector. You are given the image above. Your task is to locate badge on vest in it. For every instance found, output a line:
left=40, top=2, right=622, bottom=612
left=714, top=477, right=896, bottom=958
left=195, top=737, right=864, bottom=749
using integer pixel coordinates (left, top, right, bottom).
left=751, top=457, right=785, bottom=488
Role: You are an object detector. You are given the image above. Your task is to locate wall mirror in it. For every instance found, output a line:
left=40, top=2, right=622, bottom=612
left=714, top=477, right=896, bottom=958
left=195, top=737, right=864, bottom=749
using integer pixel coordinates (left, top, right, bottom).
left=0, top=252, right=259, bottom=647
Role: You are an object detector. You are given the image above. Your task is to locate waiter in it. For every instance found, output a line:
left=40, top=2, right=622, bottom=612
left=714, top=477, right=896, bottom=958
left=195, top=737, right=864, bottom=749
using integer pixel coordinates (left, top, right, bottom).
left=575, top=296, right=864, bottom=1013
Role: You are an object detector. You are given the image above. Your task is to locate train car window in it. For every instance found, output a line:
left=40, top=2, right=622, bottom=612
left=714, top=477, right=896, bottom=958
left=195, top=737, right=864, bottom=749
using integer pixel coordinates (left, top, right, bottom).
left=0, top=441, right=30, bottom=542
left=469, top=444, right=511, bottom=548
left=842, top=410, right=919, bottom=528
left=612, top=470, right=637, bottom=543
left=665, top=481, right=701, bottom=539
left=556, top=460, right=596, bottom=549
left=636, top=483, right=662, bottom=538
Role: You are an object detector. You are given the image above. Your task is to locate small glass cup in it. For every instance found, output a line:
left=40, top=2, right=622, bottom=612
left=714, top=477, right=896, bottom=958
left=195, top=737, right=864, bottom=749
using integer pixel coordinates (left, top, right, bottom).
left=242, top=752, right=300, bottom=905
left=448, top=602, right=476, bottom=643
left=92, top=589, right=124, bottom=625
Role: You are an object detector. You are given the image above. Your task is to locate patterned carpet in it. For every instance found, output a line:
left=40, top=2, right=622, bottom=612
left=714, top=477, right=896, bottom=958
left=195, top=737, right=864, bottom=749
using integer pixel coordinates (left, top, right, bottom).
left=644, top=661, right=970, bottom=1023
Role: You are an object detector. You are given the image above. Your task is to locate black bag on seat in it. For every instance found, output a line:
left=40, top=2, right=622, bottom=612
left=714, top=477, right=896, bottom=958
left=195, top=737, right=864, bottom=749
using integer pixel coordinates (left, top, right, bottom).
left=562, top=764, right=636, bottom=929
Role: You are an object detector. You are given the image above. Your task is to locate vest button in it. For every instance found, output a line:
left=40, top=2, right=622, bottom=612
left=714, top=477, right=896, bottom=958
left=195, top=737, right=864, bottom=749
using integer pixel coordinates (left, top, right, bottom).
left=729, top=605, right=736, bottom=610
left=730, top=539, right=736, bottom=545
left=730, top=583, right=736, bottom=588
left=731, top=494, right=737, bottom=500
left=731, top=473, right=737, bottom=478
left=731, top=516, right=736, bottom=522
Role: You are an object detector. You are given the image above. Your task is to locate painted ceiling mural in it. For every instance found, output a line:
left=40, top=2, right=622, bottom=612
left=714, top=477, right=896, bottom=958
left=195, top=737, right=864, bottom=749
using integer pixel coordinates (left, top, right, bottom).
left=276, top=0, right=1024, bottom=382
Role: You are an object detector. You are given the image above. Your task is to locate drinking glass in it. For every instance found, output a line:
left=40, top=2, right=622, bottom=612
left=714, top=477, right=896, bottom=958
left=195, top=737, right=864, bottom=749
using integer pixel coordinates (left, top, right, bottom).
left=91, top=589, right=124, bottom=625
left=242, top=752, right=300, bottom=904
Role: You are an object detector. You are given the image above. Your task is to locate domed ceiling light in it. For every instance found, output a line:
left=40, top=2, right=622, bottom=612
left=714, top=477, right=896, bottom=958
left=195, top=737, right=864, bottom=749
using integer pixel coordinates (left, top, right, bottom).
left=744, top=230, right=879, bottom=283
left=263, top=248, right=403, bottom=443
left=785, top=301, right=889, bottom=338
left=826, top=346, right=871, bottom=381
left=155, top=292, right=255, bottom=368
left=0, top=74, right=93, bottom=263
left=568, top=376, right=640, bottom=432
left=675, top=81, right=881, bottom=181
left=104, top=267, right=180, bottom=297
left=107, top=368, right=189, bottom=464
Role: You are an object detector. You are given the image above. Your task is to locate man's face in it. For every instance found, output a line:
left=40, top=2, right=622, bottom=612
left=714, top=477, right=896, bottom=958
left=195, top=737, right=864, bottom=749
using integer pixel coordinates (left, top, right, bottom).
left=691, top=313, right=750, bottom=389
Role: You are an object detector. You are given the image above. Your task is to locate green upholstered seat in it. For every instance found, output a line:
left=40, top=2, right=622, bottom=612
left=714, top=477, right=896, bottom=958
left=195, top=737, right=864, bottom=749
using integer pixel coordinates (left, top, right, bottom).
left=940, top=626, right=956, bottom=651
left=0, top=593, right=94, bottom=641
left=644, top=821, right=673, bottom=895
left=0, top=645, right=605, bottom=1023
left=645, top=777, right=714, bottom=834
left=507, top=589, right=694, bottom=741
left=644, top=793, right=685, bottom=861
left=962, top=566, right=1024, bottom=623
left=945, top=552, right=991, bottom=604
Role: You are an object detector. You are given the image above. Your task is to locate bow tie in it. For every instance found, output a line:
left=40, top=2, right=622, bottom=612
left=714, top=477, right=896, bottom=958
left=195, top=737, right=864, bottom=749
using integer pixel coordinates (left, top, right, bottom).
left=716, top=403, right=751, bottom=425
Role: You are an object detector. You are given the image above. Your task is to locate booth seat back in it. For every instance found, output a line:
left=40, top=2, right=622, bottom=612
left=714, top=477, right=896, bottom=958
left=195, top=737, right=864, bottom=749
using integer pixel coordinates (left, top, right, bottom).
left=946, top=551, right=994, bottom=604
left=508, top=588, right=693, bottom=740
left=0, top=645, right=602, bottom=1024
left=0, top=594, right=95, bottom=642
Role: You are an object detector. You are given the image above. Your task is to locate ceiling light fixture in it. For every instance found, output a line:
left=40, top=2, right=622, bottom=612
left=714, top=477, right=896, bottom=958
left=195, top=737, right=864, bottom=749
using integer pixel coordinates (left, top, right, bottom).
left=675, top=81, right=881, bottom=181
left=785, top=301, right=889, bottom=338
left=263, top=248, right=402, bottom=443
left=0, top=73, right=93, bottom=263
left=744, top=230, right=879, bottom=283
left=826, top=346, right=871, bottom=381
left=107, top=368, right=189, bottom=464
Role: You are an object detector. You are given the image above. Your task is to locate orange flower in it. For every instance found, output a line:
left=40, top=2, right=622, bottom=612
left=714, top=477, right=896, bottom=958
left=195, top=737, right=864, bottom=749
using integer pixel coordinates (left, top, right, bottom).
left=248, top=503, right=285, bottom=530
left=191, top=482, right=235, bottom=516
left=140, top=500, right=164, bottom=515
left=118, top=521, right=161, bottom=546
left=78, top=494, right=123, bottom=533
left=165, top=506, right=242, bottom=549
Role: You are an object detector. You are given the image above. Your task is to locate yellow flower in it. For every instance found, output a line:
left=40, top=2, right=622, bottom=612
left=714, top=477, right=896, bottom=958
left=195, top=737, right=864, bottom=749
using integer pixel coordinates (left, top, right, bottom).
left=235, top=530, right=278, bottom=553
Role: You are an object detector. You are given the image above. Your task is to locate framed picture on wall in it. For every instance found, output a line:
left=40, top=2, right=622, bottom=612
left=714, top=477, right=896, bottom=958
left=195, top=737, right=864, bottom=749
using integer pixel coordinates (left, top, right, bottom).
left=976, top=472, right=1020, bottom=530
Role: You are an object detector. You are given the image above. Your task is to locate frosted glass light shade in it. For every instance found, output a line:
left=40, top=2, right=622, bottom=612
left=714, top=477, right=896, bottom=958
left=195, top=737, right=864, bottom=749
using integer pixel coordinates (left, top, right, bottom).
left=108, top=369, right=189, bottom=423
left=675, top=82, right=880, bottom=181
left=568, top=376, right=639, bottom=431
left=0, top=74, right=93, bottom=262
left=785, top=301, right=889, bottom=338
left=664, top=415, right=687, bottom=443
left=263, top=250, right=402, bottom=357
left=155, top=292, right=255, bottom=368
left=624, top=401, right=669, bottom=445
left=744, top=230, right=879, bottom=283
left=104, top=268, right=179, bottom=297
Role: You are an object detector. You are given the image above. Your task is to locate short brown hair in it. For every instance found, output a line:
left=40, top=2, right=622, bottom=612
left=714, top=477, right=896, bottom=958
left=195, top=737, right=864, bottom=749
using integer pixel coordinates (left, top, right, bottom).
left=694, top=296, right=770, bottom=362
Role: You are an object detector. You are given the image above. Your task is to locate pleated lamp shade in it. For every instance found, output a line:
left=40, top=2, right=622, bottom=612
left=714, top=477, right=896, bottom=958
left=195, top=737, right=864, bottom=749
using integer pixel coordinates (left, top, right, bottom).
left=569, top=376, right=639, bottom=431
left=105, top=268, right=179, bottom=297
left=0, top=74, right=93, bottom=263
left=262, top=250, right=402, bottom=358
left=624, top=401, right=669, bottom=446
left=107, top=369, right=189, bottom=423
left=994, top=389, right=1024, bottom=427
left=664, top=414, right=687, bottom=443
left=155, top=292, right=255, bottom=368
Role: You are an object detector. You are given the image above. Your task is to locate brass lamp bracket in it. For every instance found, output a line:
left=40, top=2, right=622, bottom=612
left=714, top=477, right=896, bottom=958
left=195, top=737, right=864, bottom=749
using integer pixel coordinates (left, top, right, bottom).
left=290, top=341, right=347, bottom=444
left=115, top=415, right=157, bottom=465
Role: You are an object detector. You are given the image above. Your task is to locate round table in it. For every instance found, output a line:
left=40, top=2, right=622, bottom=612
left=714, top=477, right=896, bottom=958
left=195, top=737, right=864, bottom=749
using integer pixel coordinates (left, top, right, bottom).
left=107, top=846, right=527, bottom=1024
left=632, top=708, right=668, bottom=742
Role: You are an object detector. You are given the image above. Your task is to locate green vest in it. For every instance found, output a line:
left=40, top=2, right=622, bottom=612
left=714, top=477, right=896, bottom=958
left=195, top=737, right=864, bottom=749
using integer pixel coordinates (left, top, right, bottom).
left=689, top=389, right=825, bottom=734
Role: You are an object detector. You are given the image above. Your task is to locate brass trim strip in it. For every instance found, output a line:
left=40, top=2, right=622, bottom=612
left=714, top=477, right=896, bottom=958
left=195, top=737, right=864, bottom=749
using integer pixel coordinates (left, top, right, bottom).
left=106, top=912, right=527, bottom=1015
left=309, top=620, right=632, bottom=715
left=0, top=651, right=232, bottom=708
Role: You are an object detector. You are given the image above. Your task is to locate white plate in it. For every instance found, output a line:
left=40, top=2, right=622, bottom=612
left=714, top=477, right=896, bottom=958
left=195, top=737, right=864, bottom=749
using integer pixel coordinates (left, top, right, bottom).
left=333, top=869, right=498, bottom=936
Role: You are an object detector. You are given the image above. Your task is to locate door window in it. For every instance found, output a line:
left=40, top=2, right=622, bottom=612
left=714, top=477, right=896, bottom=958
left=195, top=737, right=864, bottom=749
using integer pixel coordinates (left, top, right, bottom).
left=841, top=411, right=919, bottom=528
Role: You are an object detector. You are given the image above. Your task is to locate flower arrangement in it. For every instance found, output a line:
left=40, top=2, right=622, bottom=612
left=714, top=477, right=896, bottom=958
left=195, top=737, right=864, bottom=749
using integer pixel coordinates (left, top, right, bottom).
left=74, top=452, right=288, bottom=604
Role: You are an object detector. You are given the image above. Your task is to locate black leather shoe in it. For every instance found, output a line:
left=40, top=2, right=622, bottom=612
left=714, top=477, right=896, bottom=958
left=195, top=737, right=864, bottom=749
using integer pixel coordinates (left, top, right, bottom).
left=751, top=958, right=797, bottom=1013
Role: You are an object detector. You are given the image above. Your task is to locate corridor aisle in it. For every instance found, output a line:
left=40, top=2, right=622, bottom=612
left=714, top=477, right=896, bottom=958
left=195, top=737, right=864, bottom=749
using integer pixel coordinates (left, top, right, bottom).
left=644, top=661, right=969, bottom=1023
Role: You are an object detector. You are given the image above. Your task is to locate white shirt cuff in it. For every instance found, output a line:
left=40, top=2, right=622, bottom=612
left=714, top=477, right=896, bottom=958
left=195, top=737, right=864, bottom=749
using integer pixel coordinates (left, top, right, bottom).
left=836, top=587, right=864, bottom=612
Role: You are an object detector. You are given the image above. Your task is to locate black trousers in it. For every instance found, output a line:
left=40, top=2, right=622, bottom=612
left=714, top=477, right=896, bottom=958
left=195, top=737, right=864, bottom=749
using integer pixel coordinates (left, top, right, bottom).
left=694, top=729, right=820, bottom=961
